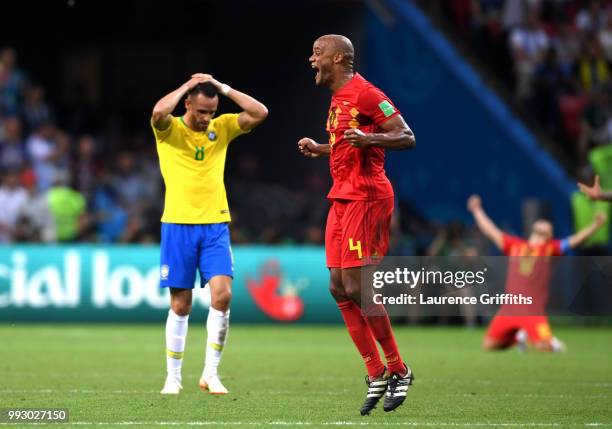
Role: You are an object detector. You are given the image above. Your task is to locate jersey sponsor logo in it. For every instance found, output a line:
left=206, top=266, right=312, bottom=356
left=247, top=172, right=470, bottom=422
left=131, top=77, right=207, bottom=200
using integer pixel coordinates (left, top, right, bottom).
left=207, top=131, right=217, bottom=141
left=194, top=146, right=205, bottom=161
left=378, top=100, right=396, bottom=117
left=349, top=238, right=363, bottom=259
left=160, top=264, right=170, bottom=281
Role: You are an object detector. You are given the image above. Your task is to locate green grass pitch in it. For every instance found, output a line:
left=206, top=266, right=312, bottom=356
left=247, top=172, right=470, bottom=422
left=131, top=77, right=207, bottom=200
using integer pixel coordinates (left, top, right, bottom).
left=0, top=324, right=611, bottom=428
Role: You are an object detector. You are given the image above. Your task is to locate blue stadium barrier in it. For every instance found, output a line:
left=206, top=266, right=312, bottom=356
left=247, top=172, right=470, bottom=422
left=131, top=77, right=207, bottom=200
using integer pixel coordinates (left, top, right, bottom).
left=363, top=0, right=575, bottom=237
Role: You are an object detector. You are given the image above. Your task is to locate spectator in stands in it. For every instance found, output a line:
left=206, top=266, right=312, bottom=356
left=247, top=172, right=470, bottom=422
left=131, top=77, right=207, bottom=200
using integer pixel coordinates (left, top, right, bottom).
left=110, top=151, right=147, bottom=210
left=0, top=116, right=27, bottom=170
left=0, top=169, right=28, bottom=243
left=0, top=48, right=28, bottom=116
left=579, top=87, right=612, bottom=165
left=552, top=22, right=581, bottom=78
left=510, top=8, right=549, bottom=101
left=91, top=166, right=128, bottom=243
left=105, top=144, right=159, bottom=243
left=600, top=12, right=612, bottom=63
left=73, top=134, right=98, bottom=202
left=14, top=169, right=56, bottom=243
left=26, top=121, right=70, bottom=192
left=23, top=84, right=53, bottom=132
left=47, top=171, right=89, bottom=242
left=532, top=47, right=565, bottom=133
left=577, top=35, right=609, bottom=92
left=502, top=0, right=541, bottom=32
left=575, top=0, right=608, bottom=34
left=426, top=221, right=479, bottom=327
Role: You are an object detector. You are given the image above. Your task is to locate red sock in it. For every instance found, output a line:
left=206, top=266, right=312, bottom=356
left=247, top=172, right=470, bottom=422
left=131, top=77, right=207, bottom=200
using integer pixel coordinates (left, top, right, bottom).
left=364, top=306, right=404, bottom=374
left=337, top=301, right=385, bottom=378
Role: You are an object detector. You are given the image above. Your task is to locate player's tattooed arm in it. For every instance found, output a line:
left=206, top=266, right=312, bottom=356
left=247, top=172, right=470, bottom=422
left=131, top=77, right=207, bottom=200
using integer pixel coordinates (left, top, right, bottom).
left=567, top=212, right=607, bottom=249
left=191, top=73, right=268, bottom=131
left=344, top=115, right=415, bottom=150
left=578, top=175, right=612, bottom=202
left=152, top=76, right=205, bottom=131
left=298, top=138, right=330, bottom=158
left=467, top=195, right=504, bottom=250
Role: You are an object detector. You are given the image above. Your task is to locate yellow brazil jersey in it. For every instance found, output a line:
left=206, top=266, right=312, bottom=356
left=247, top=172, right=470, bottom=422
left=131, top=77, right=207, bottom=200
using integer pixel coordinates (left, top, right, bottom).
left=151, top=113, right=247, bottom=224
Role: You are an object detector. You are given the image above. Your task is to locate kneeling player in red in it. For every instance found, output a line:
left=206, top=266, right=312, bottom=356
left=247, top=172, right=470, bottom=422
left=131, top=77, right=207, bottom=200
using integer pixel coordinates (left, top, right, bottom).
left=467, top=195, right=606, bottom=352
left=298, top=35, right=416, bottom=414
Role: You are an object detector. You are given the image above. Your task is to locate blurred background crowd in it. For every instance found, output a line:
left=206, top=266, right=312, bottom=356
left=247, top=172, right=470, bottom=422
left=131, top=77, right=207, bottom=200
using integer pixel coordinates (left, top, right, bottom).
left=1, top=0, right=610, bottom=257
left=0, top=46, right=333, bottom=246
left=421, top=0, right=612, bottom=171
left=0, top=45, right=444, bottom=252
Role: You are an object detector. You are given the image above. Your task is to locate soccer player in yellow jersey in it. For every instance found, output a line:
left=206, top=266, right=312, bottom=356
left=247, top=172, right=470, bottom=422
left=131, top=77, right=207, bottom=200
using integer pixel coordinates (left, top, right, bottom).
left=151, top=73, right=268, bottom=395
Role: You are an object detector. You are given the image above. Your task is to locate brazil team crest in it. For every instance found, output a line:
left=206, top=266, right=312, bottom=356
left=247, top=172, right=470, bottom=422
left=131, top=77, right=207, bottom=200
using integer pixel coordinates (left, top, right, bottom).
left=160, top=264, right=169, bottom=280
left=208, top=131, right=217, bottom=141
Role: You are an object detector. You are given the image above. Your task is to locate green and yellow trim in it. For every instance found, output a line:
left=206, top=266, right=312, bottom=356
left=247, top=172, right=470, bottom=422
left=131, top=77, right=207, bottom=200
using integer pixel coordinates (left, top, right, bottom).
left=166, top=349, right=184, bottom=360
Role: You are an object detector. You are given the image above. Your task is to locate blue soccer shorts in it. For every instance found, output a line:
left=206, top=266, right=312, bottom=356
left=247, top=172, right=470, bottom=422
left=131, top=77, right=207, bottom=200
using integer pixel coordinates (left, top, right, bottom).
left=159, top=223, right=234, bottom=289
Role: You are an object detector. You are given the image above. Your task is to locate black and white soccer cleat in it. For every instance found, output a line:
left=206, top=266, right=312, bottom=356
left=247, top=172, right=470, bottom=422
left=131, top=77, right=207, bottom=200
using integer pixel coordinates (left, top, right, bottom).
left=360, top=375, right=388, bottom=416
left=383, top=366, right=414, bottom=412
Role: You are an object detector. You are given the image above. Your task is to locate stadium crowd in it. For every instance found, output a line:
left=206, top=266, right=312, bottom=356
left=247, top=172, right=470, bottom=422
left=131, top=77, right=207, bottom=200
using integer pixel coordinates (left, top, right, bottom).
left=432, top=0, right=612, bottom=169
left=0, top=47, right=336, bottom=246
left=0, top=38, right=607, bottom=257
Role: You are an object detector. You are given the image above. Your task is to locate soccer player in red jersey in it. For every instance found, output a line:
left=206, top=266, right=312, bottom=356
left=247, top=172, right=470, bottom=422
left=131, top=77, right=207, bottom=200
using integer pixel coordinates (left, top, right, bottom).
left=298, top=34, right=416, bottom=414
left=467, top=195, right=606, bottom=352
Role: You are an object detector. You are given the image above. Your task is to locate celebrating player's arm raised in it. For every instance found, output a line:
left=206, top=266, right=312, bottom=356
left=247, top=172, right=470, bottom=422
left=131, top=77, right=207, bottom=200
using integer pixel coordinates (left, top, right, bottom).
left=152, top=73, right=267, bottom=396
left=577, top=175, right=612, bottom=202
left=466, top=195, right=504, bottom=249
left=467, top=194, right=607, bottom=353
left=467, top=194, right=607, bottom=251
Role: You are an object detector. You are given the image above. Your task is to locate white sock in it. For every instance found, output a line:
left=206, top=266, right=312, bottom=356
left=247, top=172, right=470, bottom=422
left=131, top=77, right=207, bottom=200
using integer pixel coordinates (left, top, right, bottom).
left=203, top=307, right=230, bottom=379
left=165, top=309, right=189, bottom=381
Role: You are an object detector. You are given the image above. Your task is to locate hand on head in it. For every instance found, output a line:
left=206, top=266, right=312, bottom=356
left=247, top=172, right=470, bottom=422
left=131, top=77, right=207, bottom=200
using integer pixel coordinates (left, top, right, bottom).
left=189, top=73, right=221, bottom=90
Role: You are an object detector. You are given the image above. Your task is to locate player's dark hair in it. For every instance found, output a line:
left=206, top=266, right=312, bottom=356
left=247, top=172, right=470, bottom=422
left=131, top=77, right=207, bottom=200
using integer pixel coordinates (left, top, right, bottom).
left=188, top=82, right=218, bottom=98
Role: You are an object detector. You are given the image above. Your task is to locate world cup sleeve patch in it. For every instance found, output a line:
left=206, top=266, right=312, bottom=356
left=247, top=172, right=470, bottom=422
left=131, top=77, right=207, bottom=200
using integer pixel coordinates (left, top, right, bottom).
left=378, top=100, right=396, bottom=117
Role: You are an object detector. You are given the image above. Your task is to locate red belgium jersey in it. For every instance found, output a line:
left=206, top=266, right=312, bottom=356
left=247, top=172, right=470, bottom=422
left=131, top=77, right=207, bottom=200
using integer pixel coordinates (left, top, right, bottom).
left=500, top=234, right=564, bottom=315
left=326, top=73, right=400, bottom=200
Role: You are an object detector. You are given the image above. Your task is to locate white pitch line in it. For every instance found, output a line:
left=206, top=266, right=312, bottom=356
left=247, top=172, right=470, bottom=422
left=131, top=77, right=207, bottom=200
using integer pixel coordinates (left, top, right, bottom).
left=0, top=389, right=154, bottom=394
left=7, top=374, right=612, bottom=388
left=0, top=389, right=609, bottom=400
left=462, top=393, right=610, bottom=399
